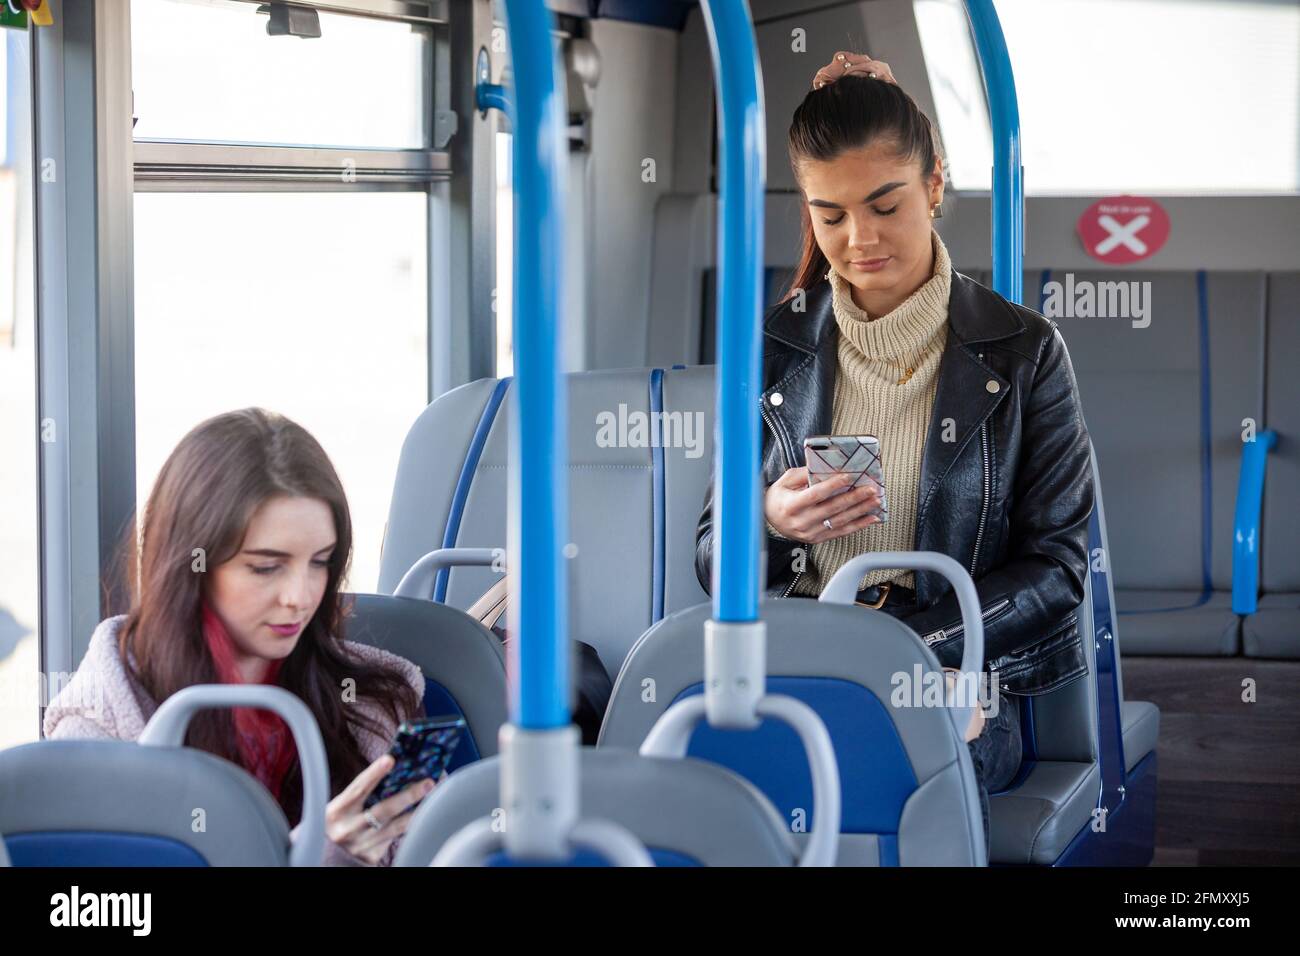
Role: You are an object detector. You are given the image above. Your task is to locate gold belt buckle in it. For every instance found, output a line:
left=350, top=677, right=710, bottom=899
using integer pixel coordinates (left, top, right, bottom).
left=855, top=581, right=892, bottom=610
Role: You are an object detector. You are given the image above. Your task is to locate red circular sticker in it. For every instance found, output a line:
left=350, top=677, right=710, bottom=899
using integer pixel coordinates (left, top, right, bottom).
left=1076, top=195, right=1170, bottom=264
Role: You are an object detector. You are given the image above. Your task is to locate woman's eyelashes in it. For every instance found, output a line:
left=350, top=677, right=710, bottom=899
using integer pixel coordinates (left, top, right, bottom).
left=249, top=558, right=331, bottom=575
left=819, top=204, right=900, bottom=226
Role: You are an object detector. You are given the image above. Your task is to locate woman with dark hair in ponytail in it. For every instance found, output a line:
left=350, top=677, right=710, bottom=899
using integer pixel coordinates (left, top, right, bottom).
left=46, top=408, right=428, bottom=866
left=695, top=53, right=1096, bottom=854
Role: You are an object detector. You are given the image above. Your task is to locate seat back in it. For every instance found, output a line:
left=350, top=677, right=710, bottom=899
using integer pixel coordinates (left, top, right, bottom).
left=599, top=599, right=985, bottom=866
left=344, top=593, right=508, bottom=770
left=393, top=748, right=797, bottom=867
left=379, top=366, right=716, bottom=678
left=0, top=740, right=290, bottom=866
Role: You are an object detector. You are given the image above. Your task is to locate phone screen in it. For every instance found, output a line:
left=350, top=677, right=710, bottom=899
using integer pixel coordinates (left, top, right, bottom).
left=363, top=715, right=466, bottom=810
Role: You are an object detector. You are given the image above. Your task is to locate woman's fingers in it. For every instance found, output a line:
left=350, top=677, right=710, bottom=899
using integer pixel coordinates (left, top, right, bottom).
left=798, top=481, right=879, bottom=524
left=325, top=755, right=395, bottom=846
left=371, top=776, right=437, bottom=826
left=351, top=778, right=436, bottom=854
left=799, top=472, right=856, bottom=504
left=330, top=773, right=435, bottom=852
left=813, top=51, right=897, bottom=89
left=775, top=466, right=811, bottom=489
left=333, top=754, right=394, bottom=812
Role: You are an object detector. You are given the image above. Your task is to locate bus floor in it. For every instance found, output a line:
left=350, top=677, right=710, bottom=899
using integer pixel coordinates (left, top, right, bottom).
left=1121, top=656, right=1300, bottom=866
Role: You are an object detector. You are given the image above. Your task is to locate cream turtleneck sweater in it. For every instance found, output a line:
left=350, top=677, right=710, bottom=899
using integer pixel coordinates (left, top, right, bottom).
left=789, top=229, right=952, bottom=596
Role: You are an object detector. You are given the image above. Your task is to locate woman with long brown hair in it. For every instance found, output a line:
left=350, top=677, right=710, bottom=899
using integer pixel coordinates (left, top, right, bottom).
left=45, top=408, right=428, bottom=866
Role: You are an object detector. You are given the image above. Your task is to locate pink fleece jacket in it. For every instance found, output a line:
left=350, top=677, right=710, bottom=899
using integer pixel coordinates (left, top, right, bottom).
left=44, top=615, right=426, bottom=867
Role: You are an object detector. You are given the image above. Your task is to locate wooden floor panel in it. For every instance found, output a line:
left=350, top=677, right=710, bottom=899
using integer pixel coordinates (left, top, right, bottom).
left=1121, top=656, right=1300, bottom=867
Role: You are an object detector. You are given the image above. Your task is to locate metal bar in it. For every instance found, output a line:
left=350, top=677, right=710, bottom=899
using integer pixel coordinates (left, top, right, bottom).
left=501, top=0, right=568, bottom=730
left=964, top=0, right=1022, bottom=305
left=224, top=0, right=450, bottom=26
left=133, top=142, right=451, bottom=185
left=32, top=1, right=108, bottom=687
left=699, top=0, right=764, bottom=623
left=93, top=0, right=138, bottom=610
left=440, top=0, right=496, bottom=394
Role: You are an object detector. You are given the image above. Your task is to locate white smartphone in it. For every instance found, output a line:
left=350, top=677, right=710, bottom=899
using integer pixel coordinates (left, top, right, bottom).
left=803, top=434, right=889, bottom=523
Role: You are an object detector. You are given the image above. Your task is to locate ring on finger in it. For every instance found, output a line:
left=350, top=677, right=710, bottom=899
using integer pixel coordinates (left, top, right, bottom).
left=364, top=808, right=384, bottom=831
left=823, top=518, right=834, bottom=531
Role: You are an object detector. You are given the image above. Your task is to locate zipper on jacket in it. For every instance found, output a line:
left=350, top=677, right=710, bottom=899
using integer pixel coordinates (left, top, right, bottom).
left=759, top=394, right=803, bottom=597
left=969, top=368, right=992, bottom=577
left=920, top=597, right=1012, bottom=646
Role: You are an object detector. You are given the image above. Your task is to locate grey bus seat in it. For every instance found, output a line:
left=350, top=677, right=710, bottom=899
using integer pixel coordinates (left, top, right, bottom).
left=0, top=740, right=293, bottom=866
left=1244, top=272, right=1300, bottom=658
left=1121, top=701, right=1161, bottom=775
left=379, top=366, right=715, bottom=679
left=599, top=599, right=986, bottom=866
left=393, top=748, right=798, bottom=866
left=1039, top=269, right=1266, bottom=655
left=344, top=593, right=508, bottom=772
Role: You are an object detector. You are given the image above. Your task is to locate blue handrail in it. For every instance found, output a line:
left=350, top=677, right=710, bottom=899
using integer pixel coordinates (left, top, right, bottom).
left=964, top=0, right=1023, bottom=305
left=1232, top=429, right=1278, bottom=615
left=701, top=0, right=766, bottom=623
left=501, top=0, right=569, bottom=730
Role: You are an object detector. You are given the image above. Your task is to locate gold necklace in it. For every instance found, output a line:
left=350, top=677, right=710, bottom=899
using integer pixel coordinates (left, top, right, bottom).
left=876, top=356, right=916, bottom=385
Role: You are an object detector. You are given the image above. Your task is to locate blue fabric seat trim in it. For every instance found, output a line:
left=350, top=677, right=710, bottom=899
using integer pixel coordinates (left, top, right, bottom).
left=485, top=847, right=700, bottom=867
left=674, top=676, right=917, bottom=834
left=422, top=680, right=480, bottom=773
left=5, top=831, right=209, bottom=867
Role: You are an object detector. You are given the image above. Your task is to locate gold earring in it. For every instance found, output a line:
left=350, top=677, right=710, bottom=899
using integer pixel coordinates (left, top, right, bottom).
left=929, top=205, right=936, bottom=219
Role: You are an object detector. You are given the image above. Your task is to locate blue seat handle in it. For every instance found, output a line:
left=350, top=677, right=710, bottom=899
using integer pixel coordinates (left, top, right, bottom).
left=1232, top=429, right=1277, bottom=614
left=822, top=551, right=985, bottom=738
left=639, top=692, right=841, bottom=867
left=139, top=685, right=328, bottom=867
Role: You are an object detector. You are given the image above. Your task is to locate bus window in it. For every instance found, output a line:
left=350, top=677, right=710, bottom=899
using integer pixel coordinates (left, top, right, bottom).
left=132, top=192, right=429, bottom=593
left=130, top=0, right=443, bottom=592
left=995, top=0, right=1299, bottom=193
left=131, top=0, right=431, bottom=150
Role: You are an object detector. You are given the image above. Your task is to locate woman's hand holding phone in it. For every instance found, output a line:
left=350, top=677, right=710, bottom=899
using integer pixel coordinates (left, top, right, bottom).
left=324, top=754, right=436, bottom=865
left=764, top=466, right=883, bottom=544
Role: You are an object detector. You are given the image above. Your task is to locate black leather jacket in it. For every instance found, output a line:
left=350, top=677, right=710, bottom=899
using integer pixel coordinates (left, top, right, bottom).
left=694, top=269, right=1094, bottom=695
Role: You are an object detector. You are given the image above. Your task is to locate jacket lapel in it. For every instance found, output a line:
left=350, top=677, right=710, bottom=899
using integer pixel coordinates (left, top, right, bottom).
left=915, top=272, right=1025, bottom=539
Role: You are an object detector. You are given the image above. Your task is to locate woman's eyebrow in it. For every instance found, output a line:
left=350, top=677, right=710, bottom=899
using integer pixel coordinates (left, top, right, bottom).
left=240, top=543, right=336, bottom=558
left=808, top=181, right=907, bottom=209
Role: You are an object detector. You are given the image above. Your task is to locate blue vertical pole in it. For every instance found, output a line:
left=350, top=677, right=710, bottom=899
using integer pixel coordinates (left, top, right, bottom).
left=501, top=0, right=569, bottom=729
left=964, top=0, right=1023, bottom=305
left=700, top=0, right=765, bottom=623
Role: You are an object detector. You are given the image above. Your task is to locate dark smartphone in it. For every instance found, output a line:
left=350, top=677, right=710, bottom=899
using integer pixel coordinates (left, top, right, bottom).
left=363, top=715, right=466, bottom=810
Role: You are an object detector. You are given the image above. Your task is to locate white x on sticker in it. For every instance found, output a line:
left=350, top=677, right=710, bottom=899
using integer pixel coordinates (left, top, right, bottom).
left=1094, top=214, right=1150, bottom=256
